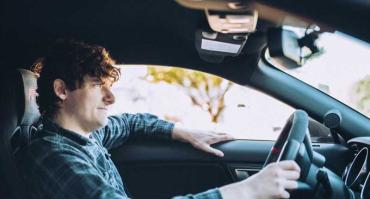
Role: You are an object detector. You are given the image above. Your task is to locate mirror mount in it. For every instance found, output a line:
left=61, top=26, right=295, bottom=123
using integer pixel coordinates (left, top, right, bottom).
left=267, top=27, right=322, bottom=69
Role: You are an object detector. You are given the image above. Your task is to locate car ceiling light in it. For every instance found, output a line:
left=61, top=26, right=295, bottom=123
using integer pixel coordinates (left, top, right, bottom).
left=195, top=29, right=248, bottom=63
left=205, top=9, right=258, bottom=34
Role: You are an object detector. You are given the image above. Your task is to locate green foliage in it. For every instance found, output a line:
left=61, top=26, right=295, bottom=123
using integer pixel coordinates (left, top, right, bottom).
left=147, top=66, right=223, bottom=89
left=146, top=66, right=233, bottom=122
left=356, top=76, right=370, bottom=116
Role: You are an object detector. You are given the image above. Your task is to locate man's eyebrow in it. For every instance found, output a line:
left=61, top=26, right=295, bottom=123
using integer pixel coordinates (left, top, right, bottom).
left=90, top=77, right=114, bottom=86
left=90, top=77, right=103, bottom=83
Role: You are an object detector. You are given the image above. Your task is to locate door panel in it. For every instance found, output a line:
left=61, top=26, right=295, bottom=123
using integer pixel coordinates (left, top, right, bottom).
left=111, top=139, right=351, bottom=199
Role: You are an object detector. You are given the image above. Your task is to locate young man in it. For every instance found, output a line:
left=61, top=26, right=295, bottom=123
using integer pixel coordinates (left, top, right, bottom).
left=17, top=40, right=300, bottom=199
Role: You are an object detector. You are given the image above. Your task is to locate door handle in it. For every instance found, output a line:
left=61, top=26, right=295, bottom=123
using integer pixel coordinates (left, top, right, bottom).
left=234, top=168, right=260, bottom=181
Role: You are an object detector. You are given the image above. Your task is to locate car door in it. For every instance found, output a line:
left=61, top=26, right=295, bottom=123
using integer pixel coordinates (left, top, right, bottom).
left=108, top=65, right=352, bottom=199
left=110, top=135, right=351, bottom=199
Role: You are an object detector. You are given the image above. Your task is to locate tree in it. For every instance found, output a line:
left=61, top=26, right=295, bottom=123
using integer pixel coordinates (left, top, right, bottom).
left=356, top=75, right=370, bottom=116
left=145, top=66, right=233, bottom=123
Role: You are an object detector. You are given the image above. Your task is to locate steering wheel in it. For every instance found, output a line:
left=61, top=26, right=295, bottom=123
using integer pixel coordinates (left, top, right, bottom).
left=263, top=110, right=317, bottom=198
left=264, top=110, right=312, bottom=166
left=263, top=110, right=352, bottom=199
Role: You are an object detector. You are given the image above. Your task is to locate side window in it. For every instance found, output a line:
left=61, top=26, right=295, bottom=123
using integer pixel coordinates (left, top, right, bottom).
left=109, top=65, right=332, bottom=142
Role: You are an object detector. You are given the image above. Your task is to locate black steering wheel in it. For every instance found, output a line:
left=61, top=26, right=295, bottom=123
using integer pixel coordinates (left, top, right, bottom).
left=264, top=110, right=316, bottom=198
left=264, top=110, right=312, bottom=167
left=263, top=110, right=352, bottom=199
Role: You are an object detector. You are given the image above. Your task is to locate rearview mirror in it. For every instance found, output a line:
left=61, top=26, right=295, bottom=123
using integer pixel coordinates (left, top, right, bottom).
left=267, top=27, right=322, bottom=69
left=267, top=28, right=302, bottom=69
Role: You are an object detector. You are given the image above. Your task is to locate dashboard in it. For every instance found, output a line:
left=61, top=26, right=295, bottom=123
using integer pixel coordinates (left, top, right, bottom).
left=343, top=137, right=370, bottom=199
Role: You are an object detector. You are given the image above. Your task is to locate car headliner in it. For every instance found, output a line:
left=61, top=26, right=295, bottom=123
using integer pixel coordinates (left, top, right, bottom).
left=1, top=0, right=369, bottom=83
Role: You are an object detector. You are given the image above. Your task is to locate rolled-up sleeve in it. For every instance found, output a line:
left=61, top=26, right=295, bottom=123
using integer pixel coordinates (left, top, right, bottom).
left=92, top=113, right=174, bottom=150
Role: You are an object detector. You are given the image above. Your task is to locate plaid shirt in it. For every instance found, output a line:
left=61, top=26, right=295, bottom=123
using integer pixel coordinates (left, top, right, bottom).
left=16, top=113, right=222, bottom=199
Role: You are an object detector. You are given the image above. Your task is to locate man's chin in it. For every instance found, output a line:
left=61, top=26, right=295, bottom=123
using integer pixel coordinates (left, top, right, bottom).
left=91, top=118, right=109, bottom=131
left=98, top=117, right=109, bottom=127
left=99, top=118, right=108, bottom=127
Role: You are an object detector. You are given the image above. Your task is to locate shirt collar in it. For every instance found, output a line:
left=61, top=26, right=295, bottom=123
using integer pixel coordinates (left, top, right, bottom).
left=41, top=117, right=93, bottom=146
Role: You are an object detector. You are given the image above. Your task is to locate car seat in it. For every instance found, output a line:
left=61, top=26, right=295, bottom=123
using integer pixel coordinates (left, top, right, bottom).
left=0, top=69, right=40, bottom=199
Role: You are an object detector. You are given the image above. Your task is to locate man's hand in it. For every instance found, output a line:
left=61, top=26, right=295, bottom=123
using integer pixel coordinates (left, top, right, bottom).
left=172, top=123, right=235, bottom=157
left=220, top=160, right=301, bottom=199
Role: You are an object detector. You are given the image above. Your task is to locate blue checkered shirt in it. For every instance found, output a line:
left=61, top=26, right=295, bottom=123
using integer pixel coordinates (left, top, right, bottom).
left=16, top=113, right=222, bottom=199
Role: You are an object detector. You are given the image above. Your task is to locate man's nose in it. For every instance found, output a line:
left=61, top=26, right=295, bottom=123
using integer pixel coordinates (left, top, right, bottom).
left=103, top=87, right=115, bottom=105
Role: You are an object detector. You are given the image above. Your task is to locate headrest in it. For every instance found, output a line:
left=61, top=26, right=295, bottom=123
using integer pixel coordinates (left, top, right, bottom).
left=17, top=69, right=40, bottom=126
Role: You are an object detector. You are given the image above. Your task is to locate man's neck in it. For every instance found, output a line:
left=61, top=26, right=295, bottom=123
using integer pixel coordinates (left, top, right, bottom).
left=52, top=113, right=91, bottom=137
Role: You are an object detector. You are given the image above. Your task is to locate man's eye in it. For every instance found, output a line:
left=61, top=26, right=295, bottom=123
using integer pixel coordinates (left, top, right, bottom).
left=94, top=83, right=103, bottom=87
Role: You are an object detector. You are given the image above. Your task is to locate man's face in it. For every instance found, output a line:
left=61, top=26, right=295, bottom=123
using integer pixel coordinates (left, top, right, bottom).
left=62, top=75, right=115, bottom=132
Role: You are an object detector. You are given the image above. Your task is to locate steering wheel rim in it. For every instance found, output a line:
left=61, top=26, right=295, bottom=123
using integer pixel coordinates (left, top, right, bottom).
left=264, top=110, right=311, bottom=167
left=262, top=110, right=353, bottom=199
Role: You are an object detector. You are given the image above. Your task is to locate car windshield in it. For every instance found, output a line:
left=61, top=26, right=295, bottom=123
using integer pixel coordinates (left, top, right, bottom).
left=268, top=29, right=370, bottom=118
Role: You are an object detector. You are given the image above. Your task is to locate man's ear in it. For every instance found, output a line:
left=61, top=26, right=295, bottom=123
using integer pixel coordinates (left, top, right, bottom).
left=53, top=79, right=68, bottom=101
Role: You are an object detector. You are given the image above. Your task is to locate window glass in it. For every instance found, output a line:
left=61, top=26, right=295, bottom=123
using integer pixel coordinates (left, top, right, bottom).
left=109, top=65, right=298, bottom=141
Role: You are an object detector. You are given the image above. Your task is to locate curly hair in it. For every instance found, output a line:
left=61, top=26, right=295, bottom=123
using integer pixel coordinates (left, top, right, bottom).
left=31, top=40, right=121, bottom=117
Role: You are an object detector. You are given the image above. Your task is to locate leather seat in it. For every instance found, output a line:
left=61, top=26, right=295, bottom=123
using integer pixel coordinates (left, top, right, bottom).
left=0, top=69, right=40, bottom=199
